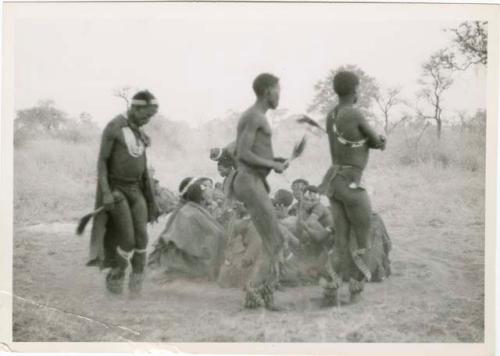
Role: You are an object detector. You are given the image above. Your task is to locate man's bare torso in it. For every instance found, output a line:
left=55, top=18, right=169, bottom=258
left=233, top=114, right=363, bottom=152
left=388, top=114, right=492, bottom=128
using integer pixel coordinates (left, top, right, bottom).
left=106, top=117, right=147, bottom=181
left=236, top=107, right=274, bottom=176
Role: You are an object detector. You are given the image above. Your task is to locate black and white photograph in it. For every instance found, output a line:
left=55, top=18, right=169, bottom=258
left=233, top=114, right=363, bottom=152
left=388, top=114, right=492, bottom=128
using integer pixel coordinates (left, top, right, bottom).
left=1, top=1, right=498, bottom=353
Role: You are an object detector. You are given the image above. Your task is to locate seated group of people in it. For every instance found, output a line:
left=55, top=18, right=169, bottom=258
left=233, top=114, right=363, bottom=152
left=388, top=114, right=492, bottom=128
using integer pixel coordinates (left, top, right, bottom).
left=147, top=149, right=392, bottom=292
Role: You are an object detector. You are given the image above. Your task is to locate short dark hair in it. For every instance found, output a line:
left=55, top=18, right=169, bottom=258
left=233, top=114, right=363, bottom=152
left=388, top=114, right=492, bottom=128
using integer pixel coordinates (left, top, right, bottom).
left=253, top=73, right=279, bottom=97
left=179, top=177, right=203, bottom=203
left=304, top=185, right=319, bottom=194
left=292, top=178, right=309, bottom=187
left=131, top=90, right=158, bottom=107
left=333, top=71, right=359, bottom=97
left=273, top=189, right=294, bottom=207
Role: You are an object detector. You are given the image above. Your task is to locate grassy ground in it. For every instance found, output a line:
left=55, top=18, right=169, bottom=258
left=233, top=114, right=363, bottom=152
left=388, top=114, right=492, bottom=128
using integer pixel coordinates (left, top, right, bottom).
left=12, top=161, right=485, bottom=342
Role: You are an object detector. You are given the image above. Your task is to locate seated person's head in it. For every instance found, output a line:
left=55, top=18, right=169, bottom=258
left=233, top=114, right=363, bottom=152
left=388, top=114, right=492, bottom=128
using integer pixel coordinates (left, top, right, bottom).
left=211, top=148, right=235, bottom=178
left=291, top=179, right=308, bottom=200
left=217, top=160, right=233, bottom=178
left=272, top=189, right=294, bottom=219
left=233, top=201, right=248, bottom=217
left=212, top=189, right=226, bottom=207
left=179, top=177, right=204, bottom=204
left=302, top=185, right=320, bottom=211
left=199, top=177, right=214, bottom=202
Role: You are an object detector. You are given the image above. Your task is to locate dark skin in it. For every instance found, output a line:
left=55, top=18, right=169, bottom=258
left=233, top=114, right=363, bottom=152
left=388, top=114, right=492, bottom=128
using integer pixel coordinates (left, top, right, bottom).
left=291, top=181, right=307, bottom=201
left=217, top=164, right=233, bottom=178
left=236, top=82, right=288, bottom=174
left=98, top=105, right=158, bottom=211
left=298, top=193, right=331, bottom=243
left=327, top=87, right=386, bottom=169
left=233, top=81, right=289, bottom=311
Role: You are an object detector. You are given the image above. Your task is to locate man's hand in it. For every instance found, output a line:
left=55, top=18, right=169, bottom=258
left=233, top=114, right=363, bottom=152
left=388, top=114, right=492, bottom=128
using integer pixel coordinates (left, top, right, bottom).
left=103, top=192, right=115, bottom=211
left=273, top=157, right=289, bottom=174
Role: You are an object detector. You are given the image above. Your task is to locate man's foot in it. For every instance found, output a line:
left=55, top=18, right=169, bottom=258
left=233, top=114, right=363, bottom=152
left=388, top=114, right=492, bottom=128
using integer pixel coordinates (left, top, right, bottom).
left=244, top=288, right=263, bottom=309
left=106, top=268, right=125, bottom=295
left=349, top=278, right=364, bottom=304
left=128, top=272, right=144, bottom=296
left=261, top=291, right=285, bottom=312
left=349, top=292, right=362, bottom=304
left=319, top=296, right=338, bottom=308
left=320, top=283, right=340, bottom=308
left=274, top=282, right=286, bottom=292
left=264, top=302, right=287, bottom=312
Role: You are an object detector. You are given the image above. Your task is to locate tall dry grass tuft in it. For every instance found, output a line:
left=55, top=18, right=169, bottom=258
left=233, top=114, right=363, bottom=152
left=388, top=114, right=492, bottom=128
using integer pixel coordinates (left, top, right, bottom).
left=376, top=123, right=486, bottom=172
left=14, top=138, right=99, bottom=224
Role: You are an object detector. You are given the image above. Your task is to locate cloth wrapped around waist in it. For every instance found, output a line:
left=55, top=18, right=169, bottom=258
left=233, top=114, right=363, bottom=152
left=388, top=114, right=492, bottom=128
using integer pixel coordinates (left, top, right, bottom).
left=317, top=165, right=365, bottom=197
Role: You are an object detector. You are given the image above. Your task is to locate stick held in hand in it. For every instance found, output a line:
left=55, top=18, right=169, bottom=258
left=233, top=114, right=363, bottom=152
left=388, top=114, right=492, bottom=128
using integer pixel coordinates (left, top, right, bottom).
left=76, top=206, right=105, bottom=235
left=291, top=135, right=307, bottom=160
left=297, top=115, right=326, bottom=133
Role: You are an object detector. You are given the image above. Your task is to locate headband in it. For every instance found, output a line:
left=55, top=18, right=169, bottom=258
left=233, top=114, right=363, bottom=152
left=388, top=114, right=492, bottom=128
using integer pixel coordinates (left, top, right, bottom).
left=131, top=99, right=159, bottom=106
left=179, top=177, right=201, bottom=197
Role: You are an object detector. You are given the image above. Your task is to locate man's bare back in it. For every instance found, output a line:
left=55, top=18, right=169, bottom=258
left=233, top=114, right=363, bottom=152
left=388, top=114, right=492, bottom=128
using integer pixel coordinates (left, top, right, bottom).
left=327, top=105, right=384, bottom=170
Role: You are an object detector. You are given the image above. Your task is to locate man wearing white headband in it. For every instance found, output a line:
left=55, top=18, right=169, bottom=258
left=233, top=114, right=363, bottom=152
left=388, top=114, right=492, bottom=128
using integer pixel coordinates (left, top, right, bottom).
left=88, top=90, right=160, bottom=296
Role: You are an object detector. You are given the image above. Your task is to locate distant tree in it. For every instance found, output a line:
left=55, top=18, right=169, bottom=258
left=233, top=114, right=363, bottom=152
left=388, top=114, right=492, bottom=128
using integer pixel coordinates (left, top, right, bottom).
left=374, top=86, right=408, bottom=134
left=470, top=109, right=486, bottom=132
left=417, top=49, right=456, bottom=139
left=15, top=100, right=68, bottom=132
left=113, top=86, right=136, bottom=110
left=308, top=64, right=380, bottom=120
left=79, top=111, right=93, bottom=123
left=76, top=111, right=99, bottom=132
left=446, top=21, right=487, bottom=70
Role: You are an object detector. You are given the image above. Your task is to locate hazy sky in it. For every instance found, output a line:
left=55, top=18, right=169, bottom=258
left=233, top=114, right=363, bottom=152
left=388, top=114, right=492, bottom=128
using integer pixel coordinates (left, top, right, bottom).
left=14, top=3, right=487, bottom=127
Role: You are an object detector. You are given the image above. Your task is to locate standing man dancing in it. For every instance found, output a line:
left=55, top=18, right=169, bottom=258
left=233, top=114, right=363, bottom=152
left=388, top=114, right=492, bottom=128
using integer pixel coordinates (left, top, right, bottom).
left=88, top=90, right=160, bottom=296
left=319, top=71, right=386, bottom=305
left=230, top=73, right=289, bottom=311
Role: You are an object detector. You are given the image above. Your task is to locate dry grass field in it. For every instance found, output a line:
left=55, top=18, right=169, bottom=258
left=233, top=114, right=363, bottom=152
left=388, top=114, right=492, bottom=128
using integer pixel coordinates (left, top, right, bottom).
left=12, top=120, right=485, bottom=342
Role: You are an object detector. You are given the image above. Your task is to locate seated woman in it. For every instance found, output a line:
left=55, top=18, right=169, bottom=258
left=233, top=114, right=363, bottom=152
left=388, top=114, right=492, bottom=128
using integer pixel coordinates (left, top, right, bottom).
left=148, top=177, right=226, bottom=281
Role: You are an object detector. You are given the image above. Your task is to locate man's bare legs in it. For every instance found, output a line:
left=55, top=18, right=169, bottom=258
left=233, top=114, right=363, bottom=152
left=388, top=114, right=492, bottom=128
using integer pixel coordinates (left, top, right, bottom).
left=233, top=172, right=285, bottom=310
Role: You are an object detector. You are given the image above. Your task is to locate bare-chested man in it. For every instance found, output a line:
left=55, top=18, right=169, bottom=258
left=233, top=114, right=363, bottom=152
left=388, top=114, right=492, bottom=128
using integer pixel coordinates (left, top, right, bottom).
left=319, top=71, right=386, bottom=305
left=88, top=90, right=159, bottom=296
left=230, top=73, right=289, bottom=310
